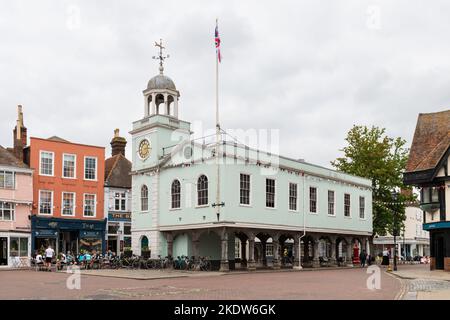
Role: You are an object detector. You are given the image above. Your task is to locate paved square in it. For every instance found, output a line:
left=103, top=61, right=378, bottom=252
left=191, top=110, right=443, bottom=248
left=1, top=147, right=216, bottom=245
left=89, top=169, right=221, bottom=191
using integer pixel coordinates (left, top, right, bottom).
left=0, top=267, right=402, bottom=300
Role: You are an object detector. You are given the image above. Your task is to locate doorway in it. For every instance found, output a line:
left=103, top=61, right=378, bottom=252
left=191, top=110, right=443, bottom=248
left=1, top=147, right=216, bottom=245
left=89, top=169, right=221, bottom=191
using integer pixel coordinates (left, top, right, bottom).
left=0, top=237, right=7, bottom=266
left=108, top=236, right=118, bottom=254
left=435, top=236, right=444, bottom=270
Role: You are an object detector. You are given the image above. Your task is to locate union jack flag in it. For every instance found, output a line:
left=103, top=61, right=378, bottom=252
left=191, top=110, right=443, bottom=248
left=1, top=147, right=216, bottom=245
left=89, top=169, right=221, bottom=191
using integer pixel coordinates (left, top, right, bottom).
left=215, top=22, right=221, bottom=63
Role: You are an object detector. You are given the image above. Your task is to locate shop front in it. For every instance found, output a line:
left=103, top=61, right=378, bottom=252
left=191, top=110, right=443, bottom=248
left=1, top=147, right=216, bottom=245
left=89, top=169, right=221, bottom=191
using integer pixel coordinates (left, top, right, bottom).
left=0, top=231, right=31, bottom=268
left=107, top=212, right=131, bottom=255
left=31, top=216, right=107, bottom=255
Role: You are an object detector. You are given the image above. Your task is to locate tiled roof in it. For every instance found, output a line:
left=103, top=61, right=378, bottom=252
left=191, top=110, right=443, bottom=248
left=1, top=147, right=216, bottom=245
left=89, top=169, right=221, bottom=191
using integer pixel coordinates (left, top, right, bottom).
left=406, top=110, right=450, bottom=172
left=0, top=145, right=29, bottom=169
left=105, top=154, right=131, bottom=188
left=47, top=136, right=70, bottom=143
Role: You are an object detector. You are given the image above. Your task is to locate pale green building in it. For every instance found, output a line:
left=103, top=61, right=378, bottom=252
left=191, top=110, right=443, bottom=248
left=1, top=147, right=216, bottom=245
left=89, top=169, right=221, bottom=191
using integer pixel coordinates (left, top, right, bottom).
left=130, top=56, right=372, bottom=271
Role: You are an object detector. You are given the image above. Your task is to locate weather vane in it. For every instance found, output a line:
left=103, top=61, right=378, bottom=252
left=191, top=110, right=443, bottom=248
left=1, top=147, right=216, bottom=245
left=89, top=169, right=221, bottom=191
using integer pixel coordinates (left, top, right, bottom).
left=152, top=38, right=170, bottom=74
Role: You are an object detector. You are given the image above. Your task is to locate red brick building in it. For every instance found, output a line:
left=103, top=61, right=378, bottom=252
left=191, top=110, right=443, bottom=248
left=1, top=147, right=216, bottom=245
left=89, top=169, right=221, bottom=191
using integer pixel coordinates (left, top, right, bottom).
left=25, top=136, right=106, bottom=254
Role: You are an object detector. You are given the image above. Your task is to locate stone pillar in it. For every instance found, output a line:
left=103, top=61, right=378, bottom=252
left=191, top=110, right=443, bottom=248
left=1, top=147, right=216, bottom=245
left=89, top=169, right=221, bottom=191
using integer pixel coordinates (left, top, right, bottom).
left=144, top=95, right=149, bottom=116
left=191, top=231, right=200, bottom=260
left=164, top=93, right=169, bottom=115
left=261, top=239, right=268, bottom=267
left=174, top=98, right=179, bottom=118
left=240, top=239, right=247, bottom=269
left=293, top=236, right=301, bottom=269
left=330, top=237, right=337, bottom=266
left=346, top=238, right=354, bottom=266
left=165, top=232, right=174, bottom=269
left=247, top=234, right=256, bottom=271
left=312, top=238, right=320, bottom=268
left=272, top=236, right=281, bottom=269
left=151, top=93, right=156, bottom=115
left=219, top=230, right=229, bottom=272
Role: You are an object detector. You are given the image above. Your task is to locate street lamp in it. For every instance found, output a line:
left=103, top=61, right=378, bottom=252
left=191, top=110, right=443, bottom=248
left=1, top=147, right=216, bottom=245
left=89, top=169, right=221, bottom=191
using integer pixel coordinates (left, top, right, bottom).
left=392, top=191, right=399, bottom=271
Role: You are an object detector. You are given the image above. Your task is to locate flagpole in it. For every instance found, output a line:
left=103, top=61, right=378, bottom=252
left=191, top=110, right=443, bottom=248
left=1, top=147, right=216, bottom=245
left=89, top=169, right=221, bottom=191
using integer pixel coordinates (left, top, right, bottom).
left=215, top=18, right=221, bottom=222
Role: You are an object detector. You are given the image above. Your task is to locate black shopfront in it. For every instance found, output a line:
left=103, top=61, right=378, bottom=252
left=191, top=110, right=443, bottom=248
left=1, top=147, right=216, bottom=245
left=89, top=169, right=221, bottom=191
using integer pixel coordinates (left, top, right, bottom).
left=31, top=216, right=107, bottom=255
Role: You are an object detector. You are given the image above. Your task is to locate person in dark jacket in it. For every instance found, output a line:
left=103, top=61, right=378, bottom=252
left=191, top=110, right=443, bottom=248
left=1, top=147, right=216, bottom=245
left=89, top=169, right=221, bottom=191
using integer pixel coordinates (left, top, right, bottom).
left=359, top=250, right=367, bottom=267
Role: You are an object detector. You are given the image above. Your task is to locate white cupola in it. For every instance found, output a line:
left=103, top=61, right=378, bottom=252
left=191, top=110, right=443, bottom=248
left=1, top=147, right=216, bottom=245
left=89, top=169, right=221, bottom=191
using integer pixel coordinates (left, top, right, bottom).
left=143, top=39, right=180, bottom=118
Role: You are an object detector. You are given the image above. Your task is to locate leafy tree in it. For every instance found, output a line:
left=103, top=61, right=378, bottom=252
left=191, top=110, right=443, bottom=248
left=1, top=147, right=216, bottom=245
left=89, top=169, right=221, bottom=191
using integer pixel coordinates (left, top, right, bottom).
left=331, top=125, right=413, bottom=236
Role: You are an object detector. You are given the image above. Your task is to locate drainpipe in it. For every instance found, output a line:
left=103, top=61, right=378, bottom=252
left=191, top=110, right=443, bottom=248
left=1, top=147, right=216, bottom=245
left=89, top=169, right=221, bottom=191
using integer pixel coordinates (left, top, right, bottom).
left=296, top=172, right=307, bottom=270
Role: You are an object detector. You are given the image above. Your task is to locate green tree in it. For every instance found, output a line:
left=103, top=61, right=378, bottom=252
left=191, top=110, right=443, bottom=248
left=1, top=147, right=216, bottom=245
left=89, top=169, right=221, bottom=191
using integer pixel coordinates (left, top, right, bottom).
left=331, top=125, right=413, bottom=236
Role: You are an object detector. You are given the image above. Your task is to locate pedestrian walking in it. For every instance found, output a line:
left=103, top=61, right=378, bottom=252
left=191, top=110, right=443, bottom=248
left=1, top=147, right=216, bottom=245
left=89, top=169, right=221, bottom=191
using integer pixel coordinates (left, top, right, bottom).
left=359, top=250, right=367, bottom=267
left=367, top=253, right=372, bottom=266
left=381, top=249, right=389, bottom=267
left=44, top=245, right=55, bottom=271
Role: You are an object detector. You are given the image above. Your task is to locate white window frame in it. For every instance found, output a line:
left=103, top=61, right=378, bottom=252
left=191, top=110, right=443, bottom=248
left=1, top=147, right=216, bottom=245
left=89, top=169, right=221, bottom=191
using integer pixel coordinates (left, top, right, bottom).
left=288, top=182, right=298, bottom=212
left=309, top=186, right=318, bottom=214
left=170, top=179, right=182, bottom=210
left=359, top=196, right=366, bottom=220
left=196, top=174, right=209, bottom=208
left=84, top=156, right=98, bottom=181
left=265, top=178, right=276, bottom=209
left=344, top=193, right=351, bottom=218
left=239, top=173, right=252, bottom=207
left=39, top=151, right=54, bottom=177
left=328, top=190, right=335, bottom=216
left=0, top=201, right=15, bottom=221
left=38, top=190, right=53, bottom=215
left=61, top=192, right=76, bottom=217
left=62, top=153, right=77, bottom=179
left=141, top=185, right=149, bottom=212
left=0, top=170, right=15, bottom=189
left=83, top=193, right=97, bottom=218
left=114, top=192, right=127, bottom=212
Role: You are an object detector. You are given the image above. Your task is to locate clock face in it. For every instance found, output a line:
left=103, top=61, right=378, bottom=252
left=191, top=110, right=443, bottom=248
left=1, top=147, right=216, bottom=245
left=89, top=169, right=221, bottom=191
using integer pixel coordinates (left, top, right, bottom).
left=138, top=139, right=151, bottom=159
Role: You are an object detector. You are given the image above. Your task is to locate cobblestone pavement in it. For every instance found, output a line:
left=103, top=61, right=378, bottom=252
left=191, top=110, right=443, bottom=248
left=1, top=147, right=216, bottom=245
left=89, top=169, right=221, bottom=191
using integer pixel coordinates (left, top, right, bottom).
left=391, top=264, right=450, bottom=300
left=0, top=267, right=401, bottom=300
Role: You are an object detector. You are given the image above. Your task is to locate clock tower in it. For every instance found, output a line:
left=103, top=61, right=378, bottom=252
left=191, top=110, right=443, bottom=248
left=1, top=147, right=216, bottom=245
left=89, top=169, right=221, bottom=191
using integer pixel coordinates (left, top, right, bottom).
left=130, top=40, right=191, bottom=257
left=130, top=39, right=191, bottom=172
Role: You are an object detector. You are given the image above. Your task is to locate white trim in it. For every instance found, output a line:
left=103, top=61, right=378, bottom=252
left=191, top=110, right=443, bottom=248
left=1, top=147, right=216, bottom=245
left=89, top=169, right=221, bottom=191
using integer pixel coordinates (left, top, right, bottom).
left=62, top=153, right=77, bottom=179
left=265, top=177, right=277, bottom=209
left=61, top=191, right=76, bottom=217
left=288, top=181, right=299, bottom=212
left=196, top=173, right=209, bottom=207
left=170, top=178, right=182, bottom=210
left=359, top=195, right=366, bottom=220
left=38, top=189, right=53, bottom=216
left=83, top=156, right=98, bottom=181
left=239, top=172, right=252, bottom=206
left=39, top=150, right=54, bottom=177
left=140, top=184, right=149, bottom=213
left=327, top=189, right=336, bottom=216
left=0, top=201, right=16, bottom=222
left=158, top=221, right=372, bottom=236
left=344, top=193, right=352, bottom=218
left=308, top=185, right=318, bottom=214
left=83, top=193, right=96, bottom=218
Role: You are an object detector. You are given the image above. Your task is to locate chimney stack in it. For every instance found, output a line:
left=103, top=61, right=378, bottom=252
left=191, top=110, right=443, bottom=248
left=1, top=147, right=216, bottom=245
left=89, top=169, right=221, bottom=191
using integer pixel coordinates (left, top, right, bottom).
left=13, top=105, right=27, bottom=162
left=110, top=128, right=127, bottom=157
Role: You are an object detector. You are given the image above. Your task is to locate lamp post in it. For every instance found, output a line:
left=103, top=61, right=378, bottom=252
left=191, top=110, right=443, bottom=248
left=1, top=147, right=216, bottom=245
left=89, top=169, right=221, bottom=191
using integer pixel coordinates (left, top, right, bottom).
left=392, top=191, right=398, bottom=271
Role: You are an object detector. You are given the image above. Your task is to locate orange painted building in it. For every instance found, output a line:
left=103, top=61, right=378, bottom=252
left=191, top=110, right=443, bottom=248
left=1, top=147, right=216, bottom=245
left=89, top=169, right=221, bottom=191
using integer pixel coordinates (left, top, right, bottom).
left=26, top=136, right=106, bottom=254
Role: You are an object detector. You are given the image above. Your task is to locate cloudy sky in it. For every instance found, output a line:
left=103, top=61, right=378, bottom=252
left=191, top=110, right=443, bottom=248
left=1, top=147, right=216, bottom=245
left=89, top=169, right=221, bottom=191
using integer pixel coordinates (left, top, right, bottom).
left=1, top=1, right=449, bottom=167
